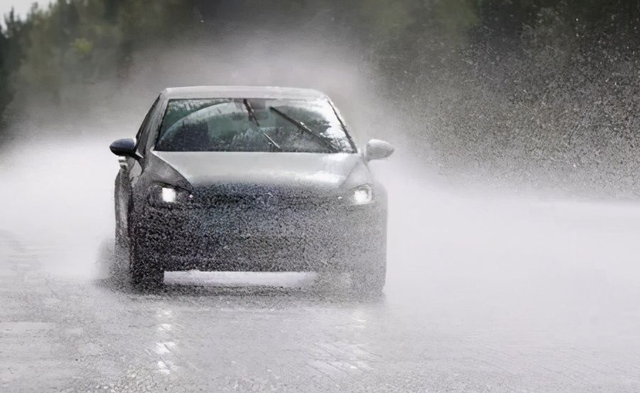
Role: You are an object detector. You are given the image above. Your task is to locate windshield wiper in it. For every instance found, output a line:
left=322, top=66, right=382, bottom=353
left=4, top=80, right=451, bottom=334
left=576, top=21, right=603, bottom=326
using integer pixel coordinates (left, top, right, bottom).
left=243, top=99, right=281, bottom=152
left=268, top=107, right=337, bottom=152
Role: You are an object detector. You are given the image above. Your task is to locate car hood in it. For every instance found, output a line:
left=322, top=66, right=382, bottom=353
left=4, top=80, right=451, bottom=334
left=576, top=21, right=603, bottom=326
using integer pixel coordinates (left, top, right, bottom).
left=152, top=151, right=370, bottom=192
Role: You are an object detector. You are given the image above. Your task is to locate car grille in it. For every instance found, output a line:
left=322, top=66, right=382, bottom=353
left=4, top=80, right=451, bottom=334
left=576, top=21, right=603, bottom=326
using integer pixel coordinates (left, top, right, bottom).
left=192, top=184, right=342, bottom=211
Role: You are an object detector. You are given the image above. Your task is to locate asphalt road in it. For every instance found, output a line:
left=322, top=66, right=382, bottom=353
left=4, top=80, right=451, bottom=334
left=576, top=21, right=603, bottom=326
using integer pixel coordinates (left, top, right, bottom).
left=1, top=136, right=640, bottom=392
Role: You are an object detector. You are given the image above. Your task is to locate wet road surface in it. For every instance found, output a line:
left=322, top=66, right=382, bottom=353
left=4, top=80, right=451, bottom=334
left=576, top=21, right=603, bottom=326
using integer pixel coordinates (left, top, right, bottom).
left=1, top=136, right=640, bottom=392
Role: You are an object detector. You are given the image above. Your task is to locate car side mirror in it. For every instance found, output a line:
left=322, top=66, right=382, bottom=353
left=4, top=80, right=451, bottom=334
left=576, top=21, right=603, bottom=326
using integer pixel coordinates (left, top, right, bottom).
left=109, top=138, right=137, bottom=158
left=364, top=139, right=394, bottom=161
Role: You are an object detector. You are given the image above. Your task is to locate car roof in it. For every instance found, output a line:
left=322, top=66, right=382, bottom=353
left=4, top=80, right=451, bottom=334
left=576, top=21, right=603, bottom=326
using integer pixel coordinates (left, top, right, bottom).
left=161, top=86, right=328, bottom=100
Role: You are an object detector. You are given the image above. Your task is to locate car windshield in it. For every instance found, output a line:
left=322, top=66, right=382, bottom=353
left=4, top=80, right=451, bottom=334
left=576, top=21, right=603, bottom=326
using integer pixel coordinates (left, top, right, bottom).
left=155, top=98, right=355, bottom=153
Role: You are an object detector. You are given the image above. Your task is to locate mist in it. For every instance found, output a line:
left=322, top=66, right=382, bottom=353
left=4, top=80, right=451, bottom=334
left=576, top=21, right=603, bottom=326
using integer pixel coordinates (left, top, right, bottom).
left=3, top=31, right=640, bottom=312
left=1, top=2, right=640, bottom=391
left=3, top=103, right=640, bottom=390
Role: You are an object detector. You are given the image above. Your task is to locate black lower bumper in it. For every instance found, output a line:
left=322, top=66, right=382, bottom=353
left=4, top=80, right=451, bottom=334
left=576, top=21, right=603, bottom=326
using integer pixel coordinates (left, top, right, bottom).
left=131, top=203, right=386, bottom=272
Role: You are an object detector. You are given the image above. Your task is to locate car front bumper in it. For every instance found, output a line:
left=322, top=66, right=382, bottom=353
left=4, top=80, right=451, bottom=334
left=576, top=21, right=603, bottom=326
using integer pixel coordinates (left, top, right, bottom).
left=131, top=202, right=386, bottom=272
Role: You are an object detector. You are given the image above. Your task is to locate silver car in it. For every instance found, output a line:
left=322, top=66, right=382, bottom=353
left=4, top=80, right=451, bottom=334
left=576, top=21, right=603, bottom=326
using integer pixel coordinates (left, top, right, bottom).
left=110, top=86, right=394, bottom=294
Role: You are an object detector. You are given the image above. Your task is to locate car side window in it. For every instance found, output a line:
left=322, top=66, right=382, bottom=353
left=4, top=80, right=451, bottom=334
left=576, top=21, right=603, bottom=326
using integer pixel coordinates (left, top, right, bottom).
left=135, top=96, right=161, bottom=156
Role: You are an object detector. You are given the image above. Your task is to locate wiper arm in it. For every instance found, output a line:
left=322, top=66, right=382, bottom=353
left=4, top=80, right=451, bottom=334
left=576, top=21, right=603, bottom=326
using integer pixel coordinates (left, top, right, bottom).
left=243, top=99, right=281, bottom=151
left=269, top=106, right=337, bottom=152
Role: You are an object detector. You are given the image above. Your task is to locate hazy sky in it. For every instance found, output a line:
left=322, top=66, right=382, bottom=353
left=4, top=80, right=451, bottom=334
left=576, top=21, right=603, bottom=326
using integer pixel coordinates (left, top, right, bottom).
left=0, top=0, right=49, bottom=20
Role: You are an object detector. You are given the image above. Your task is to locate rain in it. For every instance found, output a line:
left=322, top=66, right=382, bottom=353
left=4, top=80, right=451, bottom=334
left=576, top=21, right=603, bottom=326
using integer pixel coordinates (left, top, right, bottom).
left=1, top=1, right=639, bottom=392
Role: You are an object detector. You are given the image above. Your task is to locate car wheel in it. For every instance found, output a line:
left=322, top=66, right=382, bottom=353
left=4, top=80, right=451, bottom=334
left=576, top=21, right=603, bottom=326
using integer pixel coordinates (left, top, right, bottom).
left=129, top=229, right=164, bottom=289
left=349, top=254, right=386, bottom=297
left=111, top=220, right=128, bottom=279
left=111, top=202, right=136, bottom=279
left=112, top=173, right=128, bottom=279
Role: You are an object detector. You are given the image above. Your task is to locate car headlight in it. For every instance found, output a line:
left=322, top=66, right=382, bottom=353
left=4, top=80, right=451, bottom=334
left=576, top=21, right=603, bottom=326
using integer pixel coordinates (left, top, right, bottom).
left=149, top=184, right=194, bottom=206
left=349, top=184, right=374, bottom=205
left=161, top=187, right=177, bottom=203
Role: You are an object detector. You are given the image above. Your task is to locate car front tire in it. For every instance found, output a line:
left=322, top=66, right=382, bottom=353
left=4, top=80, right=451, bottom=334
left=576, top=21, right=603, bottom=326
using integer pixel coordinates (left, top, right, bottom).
left=129, top=219, right=164, bottom=289
left=130, top=241, right=164, bottom=288
left=349, top=249, right=386, bottom=297
left=111, top=218, right=128, bottom=280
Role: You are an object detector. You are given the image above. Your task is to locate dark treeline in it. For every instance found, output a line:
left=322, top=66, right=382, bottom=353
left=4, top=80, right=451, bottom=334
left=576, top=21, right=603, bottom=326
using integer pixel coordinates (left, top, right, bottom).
left=0, top=0, right=198, bottom=116
left=1, top=0, right=639, bottom=195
